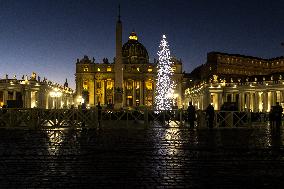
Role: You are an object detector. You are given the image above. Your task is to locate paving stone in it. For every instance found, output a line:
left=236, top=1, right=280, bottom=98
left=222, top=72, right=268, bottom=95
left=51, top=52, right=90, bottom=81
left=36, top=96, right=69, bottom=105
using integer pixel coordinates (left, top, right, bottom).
left=0, top=125, right=283, bottom=188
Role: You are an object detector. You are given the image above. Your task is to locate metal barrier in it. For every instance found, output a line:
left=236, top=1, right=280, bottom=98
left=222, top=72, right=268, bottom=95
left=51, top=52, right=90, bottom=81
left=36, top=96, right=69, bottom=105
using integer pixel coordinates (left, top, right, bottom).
left=0, top=108, right=98, bottom=129
left=0, top=108, right=255, bottom=129
left=214, top=111, right=251, bottom=128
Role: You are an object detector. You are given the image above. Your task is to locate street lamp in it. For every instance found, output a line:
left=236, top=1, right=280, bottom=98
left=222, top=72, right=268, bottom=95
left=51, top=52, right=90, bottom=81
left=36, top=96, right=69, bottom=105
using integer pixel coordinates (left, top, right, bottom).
left=50, top=89, right=62, bottom=109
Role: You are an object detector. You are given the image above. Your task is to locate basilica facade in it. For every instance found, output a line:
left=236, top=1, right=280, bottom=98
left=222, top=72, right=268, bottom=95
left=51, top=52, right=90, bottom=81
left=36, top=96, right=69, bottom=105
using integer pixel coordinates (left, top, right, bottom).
left=75, top=16, right=184, bottom=109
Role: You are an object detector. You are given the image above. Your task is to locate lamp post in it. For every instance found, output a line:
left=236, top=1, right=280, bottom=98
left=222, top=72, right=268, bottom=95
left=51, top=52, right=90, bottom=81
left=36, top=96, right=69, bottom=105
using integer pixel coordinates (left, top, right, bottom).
left=50, top=89, right=62, bottom=109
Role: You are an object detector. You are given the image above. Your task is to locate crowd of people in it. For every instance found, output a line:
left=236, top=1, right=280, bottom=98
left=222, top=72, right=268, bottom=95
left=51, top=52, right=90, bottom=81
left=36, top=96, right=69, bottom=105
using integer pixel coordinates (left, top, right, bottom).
left=186, top=101, right=284, bottom=131
left=187, top=102, right=215, bottom=129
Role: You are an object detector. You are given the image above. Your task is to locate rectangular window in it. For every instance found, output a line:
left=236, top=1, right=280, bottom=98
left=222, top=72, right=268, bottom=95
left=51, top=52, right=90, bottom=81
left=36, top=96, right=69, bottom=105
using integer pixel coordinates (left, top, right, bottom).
left=107, top=67, right=112, bottom=72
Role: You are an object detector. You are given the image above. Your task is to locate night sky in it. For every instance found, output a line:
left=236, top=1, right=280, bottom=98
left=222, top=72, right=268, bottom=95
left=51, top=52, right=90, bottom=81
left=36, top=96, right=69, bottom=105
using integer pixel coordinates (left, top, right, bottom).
left=0, top=0, right=284, bottom=89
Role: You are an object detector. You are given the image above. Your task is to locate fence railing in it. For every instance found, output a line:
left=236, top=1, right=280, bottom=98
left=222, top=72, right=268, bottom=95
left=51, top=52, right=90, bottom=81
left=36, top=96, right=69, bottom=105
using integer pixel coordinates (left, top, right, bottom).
left=0, top=108, right=259, bottom=129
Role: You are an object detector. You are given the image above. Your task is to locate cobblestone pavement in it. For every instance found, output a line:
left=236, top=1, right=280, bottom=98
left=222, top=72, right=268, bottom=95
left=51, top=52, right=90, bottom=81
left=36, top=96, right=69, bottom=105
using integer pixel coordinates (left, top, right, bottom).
left=0, top=123, right=284, bottom=188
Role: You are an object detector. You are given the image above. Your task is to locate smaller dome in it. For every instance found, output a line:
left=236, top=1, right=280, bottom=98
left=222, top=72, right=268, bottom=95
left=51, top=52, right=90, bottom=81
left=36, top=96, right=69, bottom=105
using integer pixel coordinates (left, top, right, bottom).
left=122, top=32, right=149, bottom=64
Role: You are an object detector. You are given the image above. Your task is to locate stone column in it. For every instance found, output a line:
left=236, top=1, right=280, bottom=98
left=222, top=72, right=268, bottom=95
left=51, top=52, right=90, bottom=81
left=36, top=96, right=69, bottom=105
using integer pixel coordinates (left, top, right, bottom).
left=244, top=93, right=247, bottom=110
left=77, top=77, right=83, bottom=98
left=232, top=93, right=235, bottom=102
left=3, top=90, right=8, bottom=105
left=140, top=80, right=145, bottom=105
left=25, top=90, right=31, bottom=108
left=263, top=92, right=268, bottom=112
left=267, top=91, right=272, bottom=112
left=239, top=93, right=244, bottom=111
left=45, top=93, right=49, bottom=109
left=249, top=93, right=254, bottom=112
left=255, top=92, right=259, bottom=112
left=254, top=92, right=258, bottom=112
left=89, top=79, right=95, bottom=106
left=271, top=91, right=276, bottom=106
left=13, top=91, right=17, bottom=100
left=212, top=93, right=218, bottom=110
left=218, top=93, right=222, bottom=110
left=200, top=95, right=203, bottom=110
left=276, top=91, right=281, bottom=103
left=100, top=80, right=105, bottom=104
left=281, top=90, right=284, bottom=103
left=94, top=80, right=97, bottom=105
left=133, top=80, right=136, bottom=107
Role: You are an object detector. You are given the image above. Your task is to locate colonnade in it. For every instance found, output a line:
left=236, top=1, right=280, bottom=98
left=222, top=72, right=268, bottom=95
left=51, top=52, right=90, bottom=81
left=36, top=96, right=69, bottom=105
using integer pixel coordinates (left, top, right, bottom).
left=187, top=86, right=284, bottom=112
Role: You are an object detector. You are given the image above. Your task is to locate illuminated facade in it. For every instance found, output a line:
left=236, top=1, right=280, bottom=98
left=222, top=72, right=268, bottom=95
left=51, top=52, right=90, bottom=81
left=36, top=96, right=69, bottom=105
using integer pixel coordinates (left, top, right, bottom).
left=75, top=16, right=184, bottom=109
left=0, top=74, right=74, bottom=109
left=185, top=52, right=284, bottom=112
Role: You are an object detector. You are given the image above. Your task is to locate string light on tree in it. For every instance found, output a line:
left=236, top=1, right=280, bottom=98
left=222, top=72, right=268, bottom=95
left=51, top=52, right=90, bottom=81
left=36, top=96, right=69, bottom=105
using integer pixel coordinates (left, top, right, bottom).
left=155, top=34, right=176, bottom=111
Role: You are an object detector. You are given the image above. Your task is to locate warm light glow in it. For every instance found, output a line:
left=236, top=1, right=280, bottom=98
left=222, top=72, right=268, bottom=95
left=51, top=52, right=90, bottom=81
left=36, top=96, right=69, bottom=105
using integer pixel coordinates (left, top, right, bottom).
left=107, top=80, right=113, bottom=89
left=77, top=96, right=82, bottom=103
left=148, top=68, right=153, bottom=72
left=107, top=67, right=112, bottom=72
left=155, top=34, right=176, bottom=111
left=76, top=96, right=85, bottom=104
left=97, top=68, right=101, bottom=72
left=83, top=66, right=89, bottom=72
left=146, top=82, right=153, bottom=90
left=136, top=82, right=140, bottom=89
left=258, top=92, right=263, bottom=112
left=20, top=80, right=29, bottom=85
left=173, top=93, right=179, bottom=98
left=50, top=90, right=62, bottom=98
left=129, top=35, right=138, bottom=40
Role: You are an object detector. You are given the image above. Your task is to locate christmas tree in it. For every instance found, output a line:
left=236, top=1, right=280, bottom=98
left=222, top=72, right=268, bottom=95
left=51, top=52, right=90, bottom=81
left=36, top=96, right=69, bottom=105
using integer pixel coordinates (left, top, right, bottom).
left=155, top=35, right=175, bottom=111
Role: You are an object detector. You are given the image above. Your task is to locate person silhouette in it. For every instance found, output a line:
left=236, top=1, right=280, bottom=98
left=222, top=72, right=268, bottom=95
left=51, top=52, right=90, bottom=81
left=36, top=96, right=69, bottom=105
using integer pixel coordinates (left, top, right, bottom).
left=187, top=102, right=196, bottom=129
left=273, top=102, right=283, bottom=134
left=206, top=104, right=215, bottom=128
left=96, top=102, right=102, bottom=129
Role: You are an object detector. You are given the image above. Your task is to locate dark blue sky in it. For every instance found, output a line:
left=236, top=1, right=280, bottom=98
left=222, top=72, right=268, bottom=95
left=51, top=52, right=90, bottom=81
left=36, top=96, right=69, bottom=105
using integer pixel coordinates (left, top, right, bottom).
left=0, top=0, right=284, bottom=89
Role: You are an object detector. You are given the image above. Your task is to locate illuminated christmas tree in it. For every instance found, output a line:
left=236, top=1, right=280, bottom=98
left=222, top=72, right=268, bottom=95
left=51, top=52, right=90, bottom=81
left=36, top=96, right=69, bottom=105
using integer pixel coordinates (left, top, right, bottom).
left=155, top=35, right=175, bottom=111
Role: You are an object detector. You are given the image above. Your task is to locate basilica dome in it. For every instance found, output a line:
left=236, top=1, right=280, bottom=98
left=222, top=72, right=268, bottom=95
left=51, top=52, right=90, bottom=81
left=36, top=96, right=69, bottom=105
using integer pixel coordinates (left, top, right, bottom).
left=122, top=32, right=149, bottom=64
